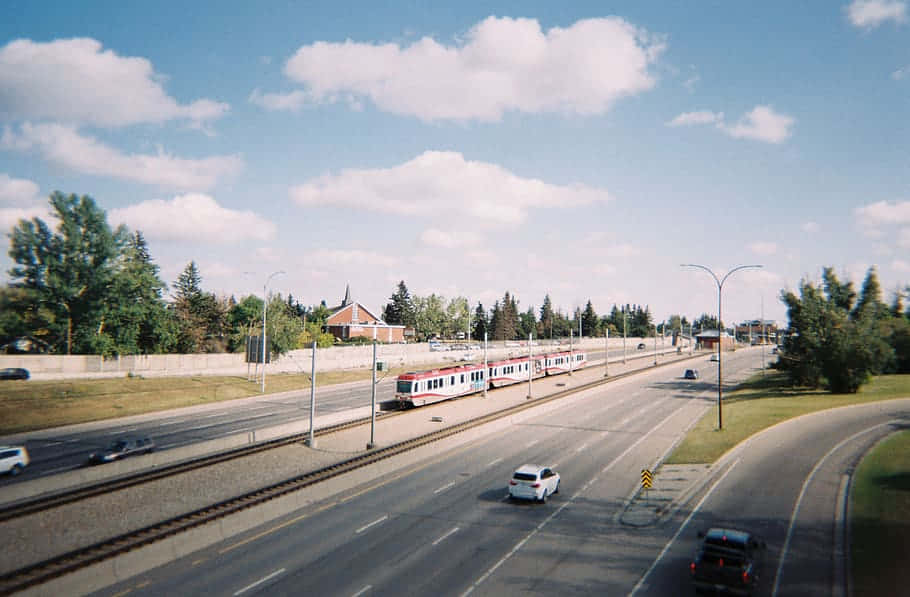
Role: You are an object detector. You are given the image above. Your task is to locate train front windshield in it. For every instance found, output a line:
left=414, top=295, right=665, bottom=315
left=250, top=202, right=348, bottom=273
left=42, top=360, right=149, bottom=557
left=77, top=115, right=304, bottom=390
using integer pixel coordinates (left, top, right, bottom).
left=396, top=380, right=413, bottom=394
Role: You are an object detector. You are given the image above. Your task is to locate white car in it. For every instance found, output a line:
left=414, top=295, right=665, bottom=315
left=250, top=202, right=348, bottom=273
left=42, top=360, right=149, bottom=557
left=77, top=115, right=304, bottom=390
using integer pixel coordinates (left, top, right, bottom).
left=709, top=353, right=720, bottom=362
left=0, top=445, right=29, bottom=476
left=508, top=464, right=560, bottom=503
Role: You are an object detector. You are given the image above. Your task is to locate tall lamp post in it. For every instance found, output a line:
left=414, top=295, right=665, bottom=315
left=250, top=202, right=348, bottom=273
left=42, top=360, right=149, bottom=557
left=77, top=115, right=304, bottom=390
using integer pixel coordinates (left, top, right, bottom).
left=261, top=270, right=285, bottom=393
left=681, top=264, right=762, bottom=430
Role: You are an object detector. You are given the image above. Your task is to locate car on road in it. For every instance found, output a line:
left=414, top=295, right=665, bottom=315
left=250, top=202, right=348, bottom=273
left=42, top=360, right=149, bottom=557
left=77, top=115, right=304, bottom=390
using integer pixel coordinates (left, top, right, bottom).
left=709, top=353, right=720, bottom=362
left=508, top=464, right=560, bottom=503
left=636, top=342, right=646, bottom=350
left=87, top=436, right=155, bottom=465
left=0, top=446, right=29, bottom=476
left=0, top=367, right=29, bottom=380
left=690, top=527, right=765, bottom=596
left=684, top=369, right=699, bottom=380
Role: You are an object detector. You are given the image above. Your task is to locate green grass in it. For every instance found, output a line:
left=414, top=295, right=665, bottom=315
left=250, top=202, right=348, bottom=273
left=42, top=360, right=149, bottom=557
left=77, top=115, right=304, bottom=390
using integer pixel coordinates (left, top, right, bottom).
left=666, top=372, right=910, bottom=464
left=0, top=362, right=430, bottom=435
left=851, top=430, right=910, bottom=596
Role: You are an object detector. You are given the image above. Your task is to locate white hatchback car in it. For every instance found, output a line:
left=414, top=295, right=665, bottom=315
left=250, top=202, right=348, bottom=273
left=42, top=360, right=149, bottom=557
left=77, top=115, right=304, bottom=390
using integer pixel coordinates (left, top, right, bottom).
left=0, top=445, right=29, bottom=476
left=509, top=464, right=560, bottom=503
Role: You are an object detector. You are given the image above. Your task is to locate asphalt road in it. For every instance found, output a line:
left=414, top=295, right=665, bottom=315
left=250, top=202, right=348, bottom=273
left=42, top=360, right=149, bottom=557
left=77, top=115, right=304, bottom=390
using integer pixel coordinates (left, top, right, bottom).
left=1, top=347, right=653, bottom=482
left=93, top=349, right=769, bottom=597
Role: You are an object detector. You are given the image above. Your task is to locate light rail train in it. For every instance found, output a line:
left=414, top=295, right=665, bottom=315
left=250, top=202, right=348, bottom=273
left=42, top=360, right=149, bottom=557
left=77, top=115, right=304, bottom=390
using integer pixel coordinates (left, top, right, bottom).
left=395, top=349, right=587, bottom=407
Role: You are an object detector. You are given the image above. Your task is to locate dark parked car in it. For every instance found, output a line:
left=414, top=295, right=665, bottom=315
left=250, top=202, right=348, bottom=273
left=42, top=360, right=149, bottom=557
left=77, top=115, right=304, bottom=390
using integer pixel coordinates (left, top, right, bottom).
left=690, top=527, right=765, bottom=595
left=0, top=368, right=29, bottom=380
left=637, top=343, right=646, bottom=350
left=684, top=369, right=699, bottom=380
left=87, top=436, right=155, bottom=465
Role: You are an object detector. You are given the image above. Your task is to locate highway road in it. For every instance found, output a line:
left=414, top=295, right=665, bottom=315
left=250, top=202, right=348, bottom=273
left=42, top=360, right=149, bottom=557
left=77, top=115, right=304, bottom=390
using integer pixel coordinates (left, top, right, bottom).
left=1, top=347, right=654, bottom=482
left=93, top=349, right=769, bottom=597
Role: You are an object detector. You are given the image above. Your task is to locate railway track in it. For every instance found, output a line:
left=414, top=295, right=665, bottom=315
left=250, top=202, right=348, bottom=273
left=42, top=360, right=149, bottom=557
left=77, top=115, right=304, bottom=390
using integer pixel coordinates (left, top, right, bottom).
left=0, top=355, right=696, bottom=595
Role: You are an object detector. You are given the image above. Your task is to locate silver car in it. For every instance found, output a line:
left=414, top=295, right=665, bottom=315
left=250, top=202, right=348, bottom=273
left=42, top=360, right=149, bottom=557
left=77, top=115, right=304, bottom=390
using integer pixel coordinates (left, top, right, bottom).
left=508, top=464, right=560, bottom=503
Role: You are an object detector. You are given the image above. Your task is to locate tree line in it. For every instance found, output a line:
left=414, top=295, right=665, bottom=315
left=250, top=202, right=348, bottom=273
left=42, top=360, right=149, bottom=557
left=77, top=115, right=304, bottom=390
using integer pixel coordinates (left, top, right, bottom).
left=3, top=192, right=681, bottom=357
left=774, top=267, right=910, bottom=392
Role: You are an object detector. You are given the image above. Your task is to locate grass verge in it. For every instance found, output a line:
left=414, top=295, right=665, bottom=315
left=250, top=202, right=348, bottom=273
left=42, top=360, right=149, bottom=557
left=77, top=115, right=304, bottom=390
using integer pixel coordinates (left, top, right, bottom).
left=666, top=372, right=910, bottom=464
left=850, top=430, right=910, bottom=596
left=0, top=361, right=443, bottom=435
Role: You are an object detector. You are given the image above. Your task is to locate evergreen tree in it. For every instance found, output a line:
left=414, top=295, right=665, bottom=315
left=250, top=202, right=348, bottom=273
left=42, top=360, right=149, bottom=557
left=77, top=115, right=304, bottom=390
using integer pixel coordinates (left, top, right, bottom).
left=581, top=300, right=598, bottom=337
left=8, top=192, right=123, bottom=354
left=538, top=294, right=555, bottom=339
left=383, top=281, right=414, bottom=327
left=472, top=302, right=488, bottom=341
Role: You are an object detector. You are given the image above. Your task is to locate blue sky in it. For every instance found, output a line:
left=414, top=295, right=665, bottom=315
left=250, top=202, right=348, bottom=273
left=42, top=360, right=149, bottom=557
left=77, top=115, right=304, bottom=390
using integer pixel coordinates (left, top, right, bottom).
left=1, top=1, right=908, bottom=328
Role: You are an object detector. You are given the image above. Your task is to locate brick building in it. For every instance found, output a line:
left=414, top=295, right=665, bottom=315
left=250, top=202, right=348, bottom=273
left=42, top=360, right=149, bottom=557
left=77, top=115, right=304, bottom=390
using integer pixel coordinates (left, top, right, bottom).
left=325, top=285, right=405, bottom=343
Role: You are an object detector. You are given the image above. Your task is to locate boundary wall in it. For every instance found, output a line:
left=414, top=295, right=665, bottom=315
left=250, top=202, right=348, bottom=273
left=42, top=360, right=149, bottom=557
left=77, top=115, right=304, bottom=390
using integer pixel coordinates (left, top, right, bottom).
left=0, top=337, right=682, bottom=381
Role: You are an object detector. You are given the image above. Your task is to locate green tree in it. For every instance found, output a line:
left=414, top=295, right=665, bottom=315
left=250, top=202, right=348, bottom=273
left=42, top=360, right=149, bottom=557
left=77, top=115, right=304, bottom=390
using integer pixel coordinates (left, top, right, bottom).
left=581, top=300, right=598, bottom=337
left=446, top=296, right=470, bottom=339
left=413, top=294, right=447, bottom=340
left=538, top=294, right=555, bottom=339
left=265, top=294, right=305, bottom=354
left=471, top=302, right=488, bottom=341
left=383, top=281, right=415, bottom=327
left=8, top=192, right=124, bottom=354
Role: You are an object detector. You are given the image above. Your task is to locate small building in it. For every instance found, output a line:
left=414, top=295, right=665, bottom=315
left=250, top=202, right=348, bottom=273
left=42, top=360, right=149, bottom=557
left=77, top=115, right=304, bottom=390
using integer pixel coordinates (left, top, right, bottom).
left=734, top=320, right=778, bottom=344
left=325, top=285, right=405, bottom=343
left=695, top=330, right=735, bottom=351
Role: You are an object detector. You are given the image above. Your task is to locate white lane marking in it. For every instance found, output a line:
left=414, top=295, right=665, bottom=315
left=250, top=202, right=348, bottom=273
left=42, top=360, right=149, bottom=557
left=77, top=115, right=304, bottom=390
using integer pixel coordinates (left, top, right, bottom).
left=434, top=481, right=456, bottom=494
left=574, top=443, right=587, bottom=453
left=487, top=458, right=503, bottom=467
left=233, top=568, right=285, bottom=596
left=525, top=440, right=538, bottom=448
left=771, top=422, right=891, bottom=597
left=351, top=585, right=372, bottom=597
left=356, top=515, right=388, bottom=534
left=629, top=459, right=741, bottom=596
left=432, top=526, right=460, bottom=546
left=550, top=462, right=560, bottom=469
left=463, top=406, right=686, bottom=596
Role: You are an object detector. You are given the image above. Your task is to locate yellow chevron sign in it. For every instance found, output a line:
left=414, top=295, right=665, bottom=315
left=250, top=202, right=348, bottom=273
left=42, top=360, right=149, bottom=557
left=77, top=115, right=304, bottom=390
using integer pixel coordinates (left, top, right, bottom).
left=641, top=468, right=653, bottom=489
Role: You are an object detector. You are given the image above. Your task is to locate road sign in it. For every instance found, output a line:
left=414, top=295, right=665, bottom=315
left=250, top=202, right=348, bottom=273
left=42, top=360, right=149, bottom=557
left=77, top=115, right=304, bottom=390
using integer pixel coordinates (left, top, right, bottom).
left=641, top=468, right=653, bottom=489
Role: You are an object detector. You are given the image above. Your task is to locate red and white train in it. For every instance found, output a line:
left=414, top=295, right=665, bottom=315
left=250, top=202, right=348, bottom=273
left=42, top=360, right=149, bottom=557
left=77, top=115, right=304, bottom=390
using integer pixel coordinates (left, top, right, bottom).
left=395, top=349, right=587, bottom=407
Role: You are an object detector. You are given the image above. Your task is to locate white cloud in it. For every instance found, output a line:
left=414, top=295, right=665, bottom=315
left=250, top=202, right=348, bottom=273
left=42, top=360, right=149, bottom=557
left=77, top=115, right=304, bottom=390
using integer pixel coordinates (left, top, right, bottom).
left=0, top=205, right=51, bottom=234
left=802, top=221, right=820, bottom=233
left=108, top=193, right=275, bottom=243
left=846, top=1, right=907, bottom=28
left=270, top=16, right=664, bottom=121
left=667, top=110, right=723, bottom=127
left=303, top=248, right=399, bottom=268
left=892, top=259, right=910, bottom=272
left=748, top=241, right=778, bottom=256
left=667, top=105, right=794, bottom=143
left=420, top=228, right=482, bottom=248
left=290, top=150, right=610, bottom=227
left=893, top=65, right=910, bottom=80
left=900, top=228, right=910, bottom=248
left=0, top=38, right=228, bottom=128
left=721, top=105, right=794, bottom=143
left=855, top=200, right=910, bottom=234
left=0, top=173, right=40, bottom=205
left=248, top=88, right=310, bottom=111
left=2, top=123, right=243, bottom=190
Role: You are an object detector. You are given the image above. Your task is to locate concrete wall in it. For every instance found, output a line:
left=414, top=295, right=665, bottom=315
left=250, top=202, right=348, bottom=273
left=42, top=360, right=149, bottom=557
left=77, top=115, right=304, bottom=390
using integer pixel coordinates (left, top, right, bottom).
left=0, top=337, right=667, bottom=381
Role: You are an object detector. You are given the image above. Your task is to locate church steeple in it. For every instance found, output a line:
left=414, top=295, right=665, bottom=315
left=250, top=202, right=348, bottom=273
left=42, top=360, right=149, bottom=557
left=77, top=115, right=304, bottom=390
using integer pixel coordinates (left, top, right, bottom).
left=341, top=283, right=352, bottom=307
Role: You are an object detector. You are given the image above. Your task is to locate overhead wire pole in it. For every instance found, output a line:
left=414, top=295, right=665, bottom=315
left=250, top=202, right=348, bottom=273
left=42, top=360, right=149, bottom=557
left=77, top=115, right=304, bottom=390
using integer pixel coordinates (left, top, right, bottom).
left=261, top=270, right=285, bottom=393
left=681, top=264, right=762, bottom=430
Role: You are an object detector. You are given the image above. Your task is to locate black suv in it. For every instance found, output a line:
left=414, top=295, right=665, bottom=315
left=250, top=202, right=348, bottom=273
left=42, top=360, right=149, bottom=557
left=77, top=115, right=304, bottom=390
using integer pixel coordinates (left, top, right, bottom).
left=690, top=528, right=765, bottom=595
left=684, top=369, right=699, bottom=380
left=87, top=436, right=155, bottom=465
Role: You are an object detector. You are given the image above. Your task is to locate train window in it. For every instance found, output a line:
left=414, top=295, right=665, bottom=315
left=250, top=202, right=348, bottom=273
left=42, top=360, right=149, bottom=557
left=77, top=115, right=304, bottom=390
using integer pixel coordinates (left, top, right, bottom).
left=451, top=376, right=455, bottom=385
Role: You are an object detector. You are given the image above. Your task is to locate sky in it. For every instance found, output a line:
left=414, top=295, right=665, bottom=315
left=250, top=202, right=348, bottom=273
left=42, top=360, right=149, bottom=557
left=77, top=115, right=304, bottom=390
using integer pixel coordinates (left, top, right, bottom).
left=1, top=1, right=909, bottom=329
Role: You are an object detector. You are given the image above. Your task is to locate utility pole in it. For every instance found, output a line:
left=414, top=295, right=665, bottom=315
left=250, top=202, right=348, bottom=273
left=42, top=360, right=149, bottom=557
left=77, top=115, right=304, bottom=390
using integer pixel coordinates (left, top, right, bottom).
left=604, top=328, right=609, bottom=377
left=682, top=264, right=762, bottom=430
left=527, top=332, right=533, bottom=399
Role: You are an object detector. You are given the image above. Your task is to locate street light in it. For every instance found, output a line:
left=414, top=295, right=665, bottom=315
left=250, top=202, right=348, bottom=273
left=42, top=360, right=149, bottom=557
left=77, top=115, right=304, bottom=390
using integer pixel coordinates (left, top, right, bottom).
left=261, top=270, right=285, bottom=393
left=681, top=263, right=762, bottom=430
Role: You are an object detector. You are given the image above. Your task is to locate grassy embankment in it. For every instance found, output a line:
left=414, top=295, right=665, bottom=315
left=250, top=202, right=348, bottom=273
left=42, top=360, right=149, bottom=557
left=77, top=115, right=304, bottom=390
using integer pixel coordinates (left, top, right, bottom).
left=0, top=362, right=433, bottom=435
left=666, top=372, right=910, bottom=464
left=851, top=430, right=910, bottom=596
